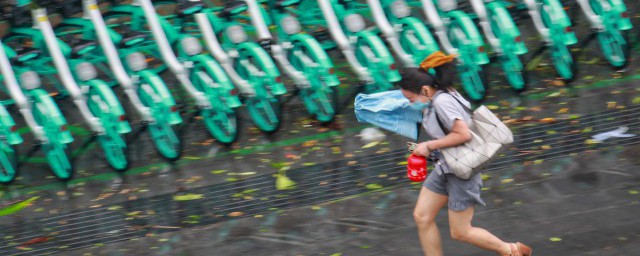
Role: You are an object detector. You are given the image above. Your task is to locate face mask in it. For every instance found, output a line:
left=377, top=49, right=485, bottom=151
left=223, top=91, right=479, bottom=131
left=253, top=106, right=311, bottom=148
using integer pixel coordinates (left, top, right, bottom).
left=410, top=101, right=430, bottom=111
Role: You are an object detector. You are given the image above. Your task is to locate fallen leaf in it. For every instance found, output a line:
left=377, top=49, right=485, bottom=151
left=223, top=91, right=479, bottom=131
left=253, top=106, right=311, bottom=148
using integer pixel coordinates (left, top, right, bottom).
left=629, top=190, right=639, bottom=195
left=557, top=108, right=569, bottom=113
left=275, top=174, right=297, bottom=190
left=549, top=237, right=562, bottom=242
left=607, top=101, right=617, bottom=109
left=365, top=184, right=383, bottom=190
left=501, top=178, right=514, bottom=184
left=362, top=141, right=380, bottom=149
left=585, top=139, right=600, bottom=145
left=173, top=194, right=204, bottom=201
left=0, top=197, right=40, bottom=217
left=540, top=118, right=556, bottom=123
left=21, top=237, right=49, bottom=246
left=228, top=212, right=244, bottom=217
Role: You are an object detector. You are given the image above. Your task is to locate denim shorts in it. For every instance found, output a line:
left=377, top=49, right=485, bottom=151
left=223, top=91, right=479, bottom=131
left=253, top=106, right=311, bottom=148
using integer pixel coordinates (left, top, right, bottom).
left=424, top=171, right=486, bottom=212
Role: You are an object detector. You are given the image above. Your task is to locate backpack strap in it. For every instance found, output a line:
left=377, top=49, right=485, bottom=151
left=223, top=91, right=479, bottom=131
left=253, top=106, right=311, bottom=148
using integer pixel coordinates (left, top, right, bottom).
left=431, top=91, right=473, bottom=135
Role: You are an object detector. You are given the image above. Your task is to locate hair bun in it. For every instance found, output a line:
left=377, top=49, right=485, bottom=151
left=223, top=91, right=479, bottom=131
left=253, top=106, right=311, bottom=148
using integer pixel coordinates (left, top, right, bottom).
left=419, top=51, right=457, bottom=72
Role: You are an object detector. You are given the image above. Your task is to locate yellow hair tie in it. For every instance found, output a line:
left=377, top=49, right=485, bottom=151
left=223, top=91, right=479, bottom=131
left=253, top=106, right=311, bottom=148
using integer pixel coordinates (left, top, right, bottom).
left=419, top=51, right=457, bottom=72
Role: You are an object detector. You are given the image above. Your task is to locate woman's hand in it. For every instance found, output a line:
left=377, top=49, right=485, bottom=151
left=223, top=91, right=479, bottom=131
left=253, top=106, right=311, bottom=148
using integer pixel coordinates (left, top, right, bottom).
left=413, top=141, right=431, bottom=157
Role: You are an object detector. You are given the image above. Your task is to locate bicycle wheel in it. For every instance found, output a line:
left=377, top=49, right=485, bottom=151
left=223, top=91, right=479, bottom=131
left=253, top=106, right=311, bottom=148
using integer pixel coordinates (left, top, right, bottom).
left=354, top=44, right=391, bottom=93
left=246, top=97, right=281, bottom=133
left=590, top=0, right=630, bottom=69
left=45, top=142, right=73, bottom=182
left=302, top=86, right=336, bottom=124
left=500, top=53, right=527, bottom=93
left=448, top=26, right=487, bottom=101
left=148, top=122, right=182, bottom=161
left=457, top=64, right=488, bottom=102
left=201, top=107, right=239, bottom=145
left=0, top=142, right=18, bottom=184
left=596, top=30, right=630, bottom=69
left=98, top=131, right=129, bottom=172
left=551, top=43, right=577, bottom=81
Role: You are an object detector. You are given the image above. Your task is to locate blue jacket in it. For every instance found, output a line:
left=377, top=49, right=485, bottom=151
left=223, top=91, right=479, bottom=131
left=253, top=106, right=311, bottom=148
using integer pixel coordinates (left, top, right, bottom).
left=354, top=90, right=424, bottom=140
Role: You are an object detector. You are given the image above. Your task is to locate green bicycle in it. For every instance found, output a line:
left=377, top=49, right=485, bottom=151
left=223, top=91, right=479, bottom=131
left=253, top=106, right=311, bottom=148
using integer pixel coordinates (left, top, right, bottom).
left=420, top=0, right=490, bottom=101
left=58, top=0, right=183, bottom=160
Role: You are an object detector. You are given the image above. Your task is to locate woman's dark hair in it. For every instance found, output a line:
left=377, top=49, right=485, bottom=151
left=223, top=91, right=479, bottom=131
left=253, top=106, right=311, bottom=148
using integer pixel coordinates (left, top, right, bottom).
left=397, top=61, right=457, bottom=94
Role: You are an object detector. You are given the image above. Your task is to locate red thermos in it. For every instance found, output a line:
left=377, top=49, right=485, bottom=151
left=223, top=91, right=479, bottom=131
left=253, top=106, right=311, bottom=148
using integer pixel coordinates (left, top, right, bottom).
left=407, top=154, right=428, bottom=182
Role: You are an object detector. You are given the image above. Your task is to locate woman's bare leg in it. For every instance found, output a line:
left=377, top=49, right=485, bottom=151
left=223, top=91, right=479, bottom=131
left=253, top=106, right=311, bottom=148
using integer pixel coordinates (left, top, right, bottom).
left=414, top=186, right=449, bottom=256
left=448, top=206, right=512, bottom=255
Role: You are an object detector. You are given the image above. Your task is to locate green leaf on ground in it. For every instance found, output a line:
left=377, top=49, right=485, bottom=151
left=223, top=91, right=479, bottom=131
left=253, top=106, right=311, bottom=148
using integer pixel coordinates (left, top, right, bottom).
left=365, top=184, right=383, bottom=190
left=276, top=174, right=297, bottom=190
left=173, top=194, right=204, bottom=201
left=362, top=141, right=379, bottom=148
left=549, top=237, right=562, bottom=242
left=0, top=197, right=40, bottom=217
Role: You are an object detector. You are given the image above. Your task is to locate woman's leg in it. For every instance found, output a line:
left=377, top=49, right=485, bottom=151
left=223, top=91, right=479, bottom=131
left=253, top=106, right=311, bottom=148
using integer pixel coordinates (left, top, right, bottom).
left=447, top=206, right=512, bottom=255
left=414, top=186, right=449, bottom=256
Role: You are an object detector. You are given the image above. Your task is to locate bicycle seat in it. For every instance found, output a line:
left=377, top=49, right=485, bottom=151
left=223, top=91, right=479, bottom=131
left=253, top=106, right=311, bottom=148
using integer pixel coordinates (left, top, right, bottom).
left=275, top=0, right=301, bottom=9
left=175, top=0, right=204, bottom=16
left=221, top=1, right=248, bottom=18
left=68, top=37, right=98, bottom=57
left=11, top=47, right=41, bottom=64
left=120, top=30, right=147, bottom=47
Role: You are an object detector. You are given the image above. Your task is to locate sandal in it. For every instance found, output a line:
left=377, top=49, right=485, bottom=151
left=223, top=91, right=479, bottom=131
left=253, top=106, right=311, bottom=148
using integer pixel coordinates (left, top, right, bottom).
left=508, top=242, right=532, bottom=256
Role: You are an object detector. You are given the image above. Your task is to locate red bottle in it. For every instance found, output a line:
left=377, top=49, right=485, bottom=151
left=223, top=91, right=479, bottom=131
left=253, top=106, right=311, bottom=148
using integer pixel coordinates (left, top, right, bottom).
left=407, top=154, right=428, bottom=182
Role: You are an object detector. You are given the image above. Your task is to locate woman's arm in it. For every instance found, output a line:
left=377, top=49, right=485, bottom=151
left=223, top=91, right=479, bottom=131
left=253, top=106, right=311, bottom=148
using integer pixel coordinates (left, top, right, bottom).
left=413, top=119, right=471, bottom=156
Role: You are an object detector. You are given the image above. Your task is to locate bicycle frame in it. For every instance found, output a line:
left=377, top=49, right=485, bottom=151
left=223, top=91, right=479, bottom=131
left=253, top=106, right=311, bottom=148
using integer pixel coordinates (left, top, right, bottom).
left=0, top=36, right=74, bottom=181
left=370, top=0, right=440, bottom=68
left=257, top=0, right=339, bottom=123
left=315, top=0, right=400, bottom=93
left=196, top=1, right=285, bottom=133
left=81, top=0, right=185, bottom=159
left=420, top=0, right=489, bottom=101
left=471, top=0, right=528, bottom=92
left=524, top=0, right=578, bottom=80
left=576, top=0, right=632, bottom=68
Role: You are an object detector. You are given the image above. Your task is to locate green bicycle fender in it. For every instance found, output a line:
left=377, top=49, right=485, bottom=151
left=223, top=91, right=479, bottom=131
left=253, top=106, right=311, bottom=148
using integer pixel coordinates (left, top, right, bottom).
left=191, top=55, right=242, bottom=108
left=29, top=89, right=73, bottom=144
left=608, top=0, right=632, bottom=30
left=544, top=0, right=572, bottom=27
left=356, top=30, right=401, bottom=82
left=288, top=33, right=340, bottom=86
left=448, top=11, right=489, bottom=65
left=398, top=17, right=440, bottom=55
left=448, top=11, right=485, bottom=47
left=486, top=2, right=527, bottom=55
left=138, top=70, right=182, bottom=125
left=0, top=105, right=23, bottom=145
left=236, top=42, right=286, bottom=95
left=84, top=79, right=132, bottom=134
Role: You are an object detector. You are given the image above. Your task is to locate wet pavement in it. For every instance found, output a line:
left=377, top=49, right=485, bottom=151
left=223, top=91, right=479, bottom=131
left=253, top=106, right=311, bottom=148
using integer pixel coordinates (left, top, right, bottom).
left=0, top=1, right=640, bottom=255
